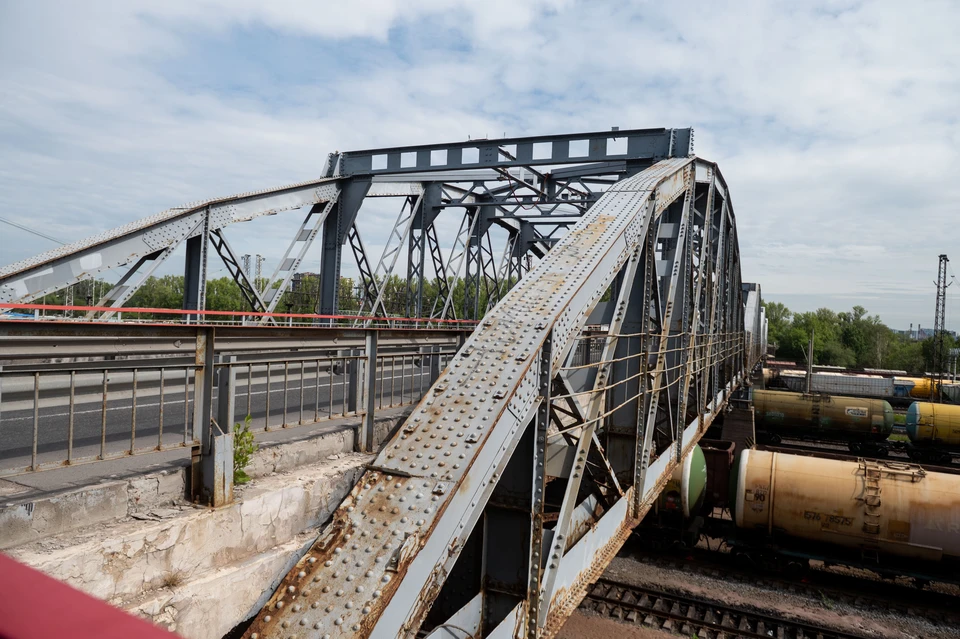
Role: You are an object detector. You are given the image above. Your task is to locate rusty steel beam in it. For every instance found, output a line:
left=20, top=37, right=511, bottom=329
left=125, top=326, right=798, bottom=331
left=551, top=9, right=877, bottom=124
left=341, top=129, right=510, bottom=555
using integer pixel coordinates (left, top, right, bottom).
left=241, top=156, right=751, bottom=638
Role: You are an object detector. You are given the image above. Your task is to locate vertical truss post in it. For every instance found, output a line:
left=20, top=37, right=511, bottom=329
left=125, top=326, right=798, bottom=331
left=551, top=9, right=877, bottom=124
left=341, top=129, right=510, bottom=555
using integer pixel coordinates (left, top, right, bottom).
left=643, top=164, right=694, bottom=474
left=319, top=179, right=370, bottom=320
left=464, top=209, right=484, bottom=321
left=673, top=173, right=696, bottom=461
left=526, top=333, right=552, bottom=638
left=360, top=331, right=378, bottom=452
left=183, top=208, right=211, bottom=322
left=699, top=185, right=723, bottom=417
left=633, top=220, right=657, bottom=517
left=464, top=200, right=496, bottom=320
left=406, top=183, right=442, bottom=319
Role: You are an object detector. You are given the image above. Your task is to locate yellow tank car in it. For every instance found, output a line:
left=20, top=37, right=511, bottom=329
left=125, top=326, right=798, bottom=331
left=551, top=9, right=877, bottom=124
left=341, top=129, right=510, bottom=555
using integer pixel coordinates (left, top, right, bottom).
left=900, top=376, right=934, bottom=399
left=731, top=450, right=960, bottom=563
left=905, top=403, right=960, bottom=465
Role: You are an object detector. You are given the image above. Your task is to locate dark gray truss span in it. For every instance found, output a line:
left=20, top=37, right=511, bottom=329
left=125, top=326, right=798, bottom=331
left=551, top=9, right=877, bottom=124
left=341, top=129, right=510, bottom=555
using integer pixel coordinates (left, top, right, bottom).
left=0, top=128, right=694, bottom=322
left=241, top=155, right=757, bottom=639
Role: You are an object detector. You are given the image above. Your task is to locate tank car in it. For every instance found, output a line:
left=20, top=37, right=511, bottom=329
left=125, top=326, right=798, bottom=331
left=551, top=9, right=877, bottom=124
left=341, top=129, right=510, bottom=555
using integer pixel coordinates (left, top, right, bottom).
left=637, top=444, right=708, bottom=548
left=905, top=402, right=960, bottom=463
left=729, top=449, right=960, bottom=580
left=902, top=376, right=934, bottom=399
left=654, top=443, right=707, bottom=518
left=752, top=389, right=894, bottom=450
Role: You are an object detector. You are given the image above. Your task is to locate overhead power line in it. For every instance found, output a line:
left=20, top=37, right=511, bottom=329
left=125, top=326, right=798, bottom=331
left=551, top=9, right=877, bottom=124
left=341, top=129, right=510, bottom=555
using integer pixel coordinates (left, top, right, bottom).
left=0, top=216, right=65, bottom=245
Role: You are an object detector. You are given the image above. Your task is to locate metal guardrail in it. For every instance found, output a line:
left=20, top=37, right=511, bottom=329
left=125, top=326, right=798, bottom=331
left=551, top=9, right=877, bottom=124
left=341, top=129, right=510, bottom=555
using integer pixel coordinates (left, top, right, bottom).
left=0, top=302, right=480, bottom=330
left=0, top=321, right=470, bottom=498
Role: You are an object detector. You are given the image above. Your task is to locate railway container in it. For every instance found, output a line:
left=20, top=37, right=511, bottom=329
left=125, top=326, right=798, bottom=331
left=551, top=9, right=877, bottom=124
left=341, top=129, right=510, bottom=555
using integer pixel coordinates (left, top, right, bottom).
left=905, top=402, right=960, bottom=447
left=777, top=371, right=917, bottom=401
left=730, top=449, right=960, bottom=562
left=752, top=389, right=894, bottom=443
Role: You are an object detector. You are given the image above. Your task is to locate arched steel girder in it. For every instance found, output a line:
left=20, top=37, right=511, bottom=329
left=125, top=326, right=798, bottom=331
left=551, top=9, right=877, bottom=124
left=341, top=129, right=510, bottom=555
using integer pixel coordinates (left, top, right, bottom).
left=242, top=156, right=748, bottom=639
left=0, top=128, right=693, bottom=323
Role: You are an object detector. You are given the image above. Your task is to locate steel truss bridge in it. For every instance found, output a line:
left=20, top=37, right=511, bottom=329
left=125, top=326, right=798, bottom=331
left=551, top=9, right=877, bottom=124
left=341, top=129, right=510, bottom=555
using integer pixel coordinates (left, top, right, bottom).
left=0, top=128, right=757, bottom=638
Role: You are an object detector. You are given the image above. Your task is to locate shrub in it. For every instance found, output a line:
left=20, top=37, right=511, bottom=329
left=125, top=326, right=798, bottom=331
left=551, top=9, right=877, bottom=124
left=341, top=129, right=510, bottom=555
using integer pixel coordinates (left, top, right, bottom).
left=233, top=415, right=257, bottom=485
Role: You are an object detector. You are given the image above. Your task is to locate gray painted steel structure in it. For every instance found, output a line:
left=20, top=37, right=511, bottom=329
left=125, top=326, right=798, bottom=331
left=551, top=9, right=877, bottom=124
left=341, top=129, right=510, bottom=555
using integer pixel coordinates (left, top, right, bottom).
left=0, top=128, right=692, bottom=323
left=242, top=155, right=752, bottom=639
left=0, top=129, right=758, bottom=637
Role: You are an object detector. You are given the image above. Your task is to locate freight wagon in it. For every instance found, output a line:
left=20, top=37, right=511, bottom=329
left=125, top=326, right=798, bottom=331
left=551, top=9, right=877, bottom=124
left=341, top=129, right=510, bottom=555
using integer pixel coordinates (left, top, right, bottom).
left=752, top=389, right=894, bottom=449
left=905, top=402, right=960, bottom=463
left=728, top=450, right=960, bottom=584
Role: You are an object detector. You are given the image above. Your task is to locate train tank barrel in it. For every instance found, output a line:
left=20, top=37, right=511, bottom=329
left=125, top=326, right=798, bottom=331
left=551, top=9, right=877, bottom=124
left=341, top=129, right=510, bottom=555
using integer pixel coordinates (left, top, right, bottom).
left=752, top=389, right=894, bottom=440
left=730, top=450, right=960, bottom=561
left=905, top=377, right=934, bottom=399
left=905, top=402, right=960, bottom=445
left=657, top=444, right=707, bottom=518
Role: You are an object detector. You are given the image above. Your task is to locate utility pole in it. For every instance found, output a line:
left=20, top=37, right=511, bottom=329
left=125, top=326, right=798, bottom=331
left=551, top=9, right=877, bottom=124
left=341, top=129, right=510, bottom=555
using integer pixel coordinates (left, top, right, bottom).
left=255, top=254, right=265, bottom=293
left=932, top=254, right=950, bottom=402
left=805, top=328, right=815, bottom=394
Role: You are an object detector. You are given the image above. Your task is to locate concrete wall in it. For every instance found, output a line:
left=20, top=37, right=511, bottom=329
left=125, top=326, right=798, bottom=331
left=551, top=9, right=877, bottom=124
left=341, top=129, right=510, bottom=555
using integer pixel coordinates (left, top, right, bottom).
left=2, top=408, right=412, bottom=639
left=1, top=409, right=409, bottom=550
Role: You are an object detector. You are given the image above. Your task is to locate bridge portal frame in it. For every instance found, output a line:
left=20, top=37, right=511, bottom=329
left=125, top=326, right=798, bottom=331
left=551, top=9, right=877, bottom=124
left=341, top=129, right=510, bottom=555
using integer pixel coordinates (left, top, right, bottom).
left=0, top=128, right=693, bottom=325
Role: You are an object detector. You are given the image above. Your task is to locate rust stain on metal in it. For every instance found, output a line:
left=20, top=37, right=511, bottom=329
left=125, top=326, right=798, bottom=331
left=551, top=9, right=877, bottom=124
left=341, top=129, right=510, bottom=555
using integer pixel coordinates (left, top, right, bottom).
left=541, top=515, right=637, bottom=639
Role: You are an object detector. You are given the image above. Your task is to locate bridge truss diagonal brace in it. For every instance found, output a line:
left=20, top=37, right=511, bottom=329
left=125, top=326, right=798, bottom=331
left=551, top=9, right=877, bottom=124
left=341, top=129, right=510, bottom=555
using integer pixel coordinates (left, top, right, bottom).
left=209, top=228, right=269, bottom=314
left=0, top=179, right=341, bottom=306
left=241, top=156, right=747, bottom=639
left=260, top=195, right=340, bottom=317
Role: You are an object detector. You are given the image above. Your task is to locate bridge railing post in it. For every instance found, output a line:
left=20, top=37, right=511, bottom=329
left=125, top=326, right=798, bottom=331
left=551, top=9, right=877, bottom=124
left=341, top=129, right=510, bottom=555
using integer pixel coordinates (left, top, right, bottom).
left=217, top=355, right=237, bottom=433
left=191, top=328, right=234, bottom=507
left=344, top=348, right=362, bottom=415
left=359, top=331, right=378, bottom=452
left=421, top=345, right=441, bottom=386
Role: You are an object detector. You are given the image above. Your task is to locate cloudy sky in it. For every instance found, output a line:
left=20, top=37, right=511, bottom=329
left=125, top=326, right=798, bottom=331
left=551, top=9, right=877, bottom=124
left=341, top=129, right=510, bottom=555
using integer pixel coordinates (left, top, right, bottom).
left=1, top=1, right=958, bottom=330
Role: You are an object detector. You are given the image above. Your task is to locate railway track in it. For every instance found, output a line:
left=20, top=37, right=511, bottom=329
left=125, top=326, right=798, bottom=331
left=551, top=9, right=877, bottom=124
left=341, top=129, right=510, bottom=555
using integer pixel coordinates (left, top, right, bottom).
left=583, top=577, right=870, bottom=639
left=622, top=546, right=960, bottom=620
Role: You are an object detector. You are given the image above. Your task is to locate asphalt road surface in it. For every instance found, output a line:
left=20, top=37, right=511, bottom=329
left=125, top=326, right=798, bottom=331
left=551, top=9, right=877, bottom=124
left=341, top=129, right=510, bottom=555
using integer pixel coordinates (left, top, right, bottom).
left=0, top=361, right=432, bottom=474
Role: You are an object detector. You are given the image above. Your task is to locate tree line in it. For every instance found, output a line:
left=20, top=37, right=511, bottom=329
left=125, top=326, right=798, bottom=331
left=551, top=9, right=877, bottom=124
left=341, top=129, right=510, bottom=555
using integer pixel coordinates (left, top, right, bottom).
left=34, top=273, right=506, bottom=320
left=764, top=301, right=956, bottom=374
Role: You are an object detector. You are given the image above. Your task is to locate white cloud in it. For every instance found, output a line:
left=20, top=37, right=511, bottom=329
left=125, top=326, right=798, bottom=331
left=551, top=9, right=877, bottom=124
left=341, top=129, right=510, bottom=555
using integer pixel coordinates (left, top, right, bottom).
left=0, top=0, right=958, bottom=329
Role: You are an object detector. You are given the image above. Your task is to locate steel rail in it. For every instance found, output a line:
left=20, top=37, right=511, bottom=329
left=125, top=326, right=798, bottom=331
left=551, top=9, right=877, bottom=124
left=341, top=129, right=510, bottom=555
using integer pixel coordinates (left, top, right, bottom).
left=585, top=577, right=870, bottom=639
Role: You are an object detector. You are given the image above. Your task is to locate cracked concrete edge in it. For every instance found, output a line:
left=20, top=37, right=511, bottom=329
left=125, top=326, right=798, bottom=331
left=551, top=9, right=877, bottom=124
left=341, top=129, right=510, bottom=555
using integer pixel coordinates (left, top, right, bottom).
left=128, top=533, right=316, bottom=639
left=0, top=409, right=411, bottom=550
left=8, top=458, right=371, bottom=604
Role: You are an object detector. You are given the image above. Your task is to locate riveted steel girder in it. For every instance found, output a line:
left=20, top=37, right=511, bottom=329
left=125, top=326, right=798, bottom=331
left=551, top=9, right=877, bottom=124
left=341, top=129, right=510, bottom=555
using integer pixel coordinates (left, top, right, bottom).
left=242, top=156, right=749, bottom=639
